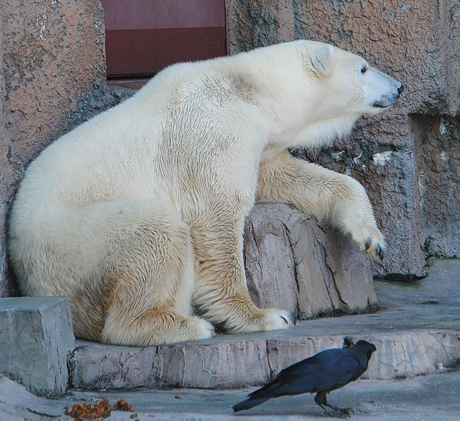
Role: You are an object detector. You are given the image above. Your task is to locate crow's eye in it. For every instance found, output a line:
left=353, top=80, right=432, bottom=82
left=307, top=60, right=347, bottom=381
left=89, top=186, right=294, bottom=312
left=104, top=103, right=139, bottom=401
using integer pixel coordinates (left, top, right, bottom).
left=361, top=65, right=368, bottom=74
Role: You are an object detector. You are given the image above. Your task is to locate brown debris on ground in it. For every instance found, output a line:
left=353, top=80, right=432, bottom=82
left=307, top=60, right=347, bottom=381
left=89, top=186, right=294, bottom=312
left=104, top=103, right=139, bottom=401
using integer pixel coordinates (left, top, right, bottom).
left=64, top=398, right=111, bottom=421
left=65, top=398, right=135, bottom=420
left=113, top=399, right=135, bottom=412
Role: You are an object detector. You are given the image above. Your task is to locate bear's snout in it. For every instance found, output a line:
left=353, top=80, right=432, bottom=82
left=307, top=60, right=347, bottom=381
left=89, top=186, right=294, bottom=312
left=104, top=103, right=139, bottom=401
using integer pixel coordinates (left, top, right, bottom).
left=373, top=81, right=404, bottom=109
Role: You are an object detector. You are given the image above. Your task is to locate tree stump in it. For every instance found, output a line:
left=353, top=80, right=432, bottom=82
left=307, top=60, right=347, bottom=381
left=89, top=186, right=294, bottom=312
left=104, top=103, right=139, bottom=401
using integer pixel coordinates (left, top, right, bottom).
left=244, top=202, right=377, bottom=320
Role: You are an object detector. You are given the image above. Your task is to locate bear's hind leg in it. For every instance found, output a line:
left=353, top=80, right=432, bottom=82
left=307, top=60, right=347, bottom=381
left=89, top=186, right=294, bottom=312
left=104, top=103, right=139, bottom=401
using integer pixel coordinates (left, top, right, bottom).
left=102, top=304, right=214, bottom=346
left=99, top=199, right=214, bottom=346
left=191, top=210, right=293, bottom=334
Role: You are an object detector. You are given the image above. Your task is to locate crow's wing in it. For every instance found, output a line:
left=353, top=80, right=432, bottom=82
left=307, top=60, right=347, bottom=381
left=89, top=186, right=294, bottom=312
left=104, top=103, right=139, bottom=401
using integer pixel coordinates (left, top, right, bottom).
left=249, top=349, right=364, bottom=399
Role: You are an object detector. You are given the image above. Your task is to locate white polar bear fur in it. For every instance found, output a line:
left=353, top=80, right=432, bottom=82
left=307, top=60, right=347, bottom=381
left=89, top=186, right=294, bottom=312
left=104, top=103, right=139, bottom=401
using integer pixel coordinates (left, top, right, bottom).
left=8, top=41, right=402, bottom=346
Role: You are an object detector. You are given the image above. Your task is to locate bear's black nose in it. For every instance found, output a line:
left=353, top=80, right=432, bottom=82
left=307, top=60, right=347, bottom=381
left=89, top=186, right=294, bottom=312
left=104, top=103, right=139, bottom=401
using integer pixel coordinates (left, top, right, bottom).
left=398, top=84, right=404, bottom=95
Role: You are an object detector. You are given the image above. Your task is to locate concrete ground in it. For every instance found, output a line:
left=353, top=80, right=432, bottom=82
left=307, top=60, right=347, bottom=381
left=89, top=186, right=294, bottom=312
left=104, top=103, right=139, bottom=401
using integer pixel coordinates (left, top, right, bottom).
left=1, top=370, right=460, bottom=421
left=1, top=258, right=459, bottom=421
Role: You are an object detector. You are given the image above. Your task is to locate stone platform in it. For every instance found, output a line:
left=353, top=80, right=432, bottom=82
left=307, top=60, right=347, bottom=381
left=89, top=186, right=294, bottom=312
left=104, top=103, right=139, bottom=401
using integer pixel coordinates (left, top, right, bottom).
left=69, top=259, right=460, bottom=390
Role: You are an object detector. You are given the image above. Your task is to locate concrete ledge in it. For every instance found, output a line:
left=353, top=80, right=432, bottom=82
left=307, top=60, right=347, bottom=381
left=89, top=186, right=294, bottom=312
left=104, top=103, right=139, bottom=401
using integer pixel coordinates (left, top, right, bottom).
left=69, top=321, right=460, bottom=390
left=0, top=297, right=75, bottom=397
left=2, top=262, right=459, bottom=397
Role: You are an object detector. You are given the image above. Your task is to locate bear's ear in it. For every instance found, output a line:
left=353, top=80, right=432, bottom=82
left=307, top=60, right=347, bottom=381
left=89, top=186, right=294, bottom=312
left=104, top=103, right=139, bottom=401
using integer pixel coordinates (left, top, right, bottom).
left=305, top=45, right=334, bottom=78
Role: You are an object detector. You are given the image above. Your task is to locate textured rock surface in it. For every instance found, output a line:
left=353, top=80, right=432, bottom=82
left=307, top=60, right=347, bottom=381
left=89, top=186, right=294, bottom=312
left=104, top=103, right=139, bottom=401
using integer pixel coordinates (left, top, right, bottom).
left=244, top=203, right=376, bottom=319
left=0, top=297, right=75, bottom=396
left=413, top=116, right=460, bottom=259
left=227, top=0, right=460, bottom=277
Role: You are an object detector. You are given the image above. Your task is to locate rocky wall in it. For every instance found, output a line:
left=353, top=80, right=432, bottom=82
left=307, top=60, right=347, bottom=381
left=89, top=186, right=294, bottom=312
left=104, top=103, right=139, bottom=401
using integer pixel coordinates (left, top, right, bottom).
left=227, top=0, right=460, bottom=277
left=1, top=0, right=458, bottom=298
left=412, top=115, right=460, bottom=259
left=0, top=0, right=127, bottom=296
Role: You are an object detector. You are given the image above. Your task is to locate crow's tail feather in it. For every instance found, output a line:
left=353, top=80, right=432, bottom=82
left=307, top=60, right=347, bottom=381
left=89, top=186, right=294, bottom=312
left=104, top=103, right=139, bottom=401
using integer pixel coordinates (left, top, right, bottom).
left=233, top=397, right=270, bottom=412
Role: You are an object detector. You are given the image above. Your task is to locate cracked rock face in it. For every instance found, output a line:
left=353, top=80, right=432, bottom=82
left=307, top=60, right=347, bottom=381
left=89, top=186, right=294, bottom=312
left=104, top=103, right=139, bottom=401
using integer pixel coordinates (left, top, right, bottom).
left=69, top=330, right=460, bottom=390
left=244, top=203, right=377, bottom=319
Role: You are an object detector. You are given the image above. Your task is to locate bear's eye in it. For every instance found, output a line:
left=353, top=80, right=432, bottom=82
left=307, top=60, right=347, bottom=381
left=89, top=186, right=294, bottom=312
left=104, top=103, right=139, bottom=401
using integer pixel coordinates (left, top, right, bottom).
left=361, top=65, right=368, bottom=74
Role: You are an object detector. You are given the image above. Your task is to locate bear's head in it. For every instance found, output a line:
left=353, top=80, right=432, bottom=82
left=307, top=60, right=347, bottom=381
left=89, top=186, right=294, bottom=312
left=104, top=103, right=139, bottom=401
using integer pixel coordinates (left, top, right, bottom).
left=257, top=40, right=404, bottom=150
left=301, top=41, right=403, bottom=118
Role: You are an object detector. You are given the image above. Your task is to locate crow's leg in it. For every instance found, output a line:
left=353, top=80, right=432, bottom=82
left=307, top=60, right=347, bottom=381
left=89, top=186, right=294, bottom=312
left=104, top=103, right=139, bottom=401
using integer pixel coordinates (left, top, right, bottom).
left=314, top=392, right=353, bottom=418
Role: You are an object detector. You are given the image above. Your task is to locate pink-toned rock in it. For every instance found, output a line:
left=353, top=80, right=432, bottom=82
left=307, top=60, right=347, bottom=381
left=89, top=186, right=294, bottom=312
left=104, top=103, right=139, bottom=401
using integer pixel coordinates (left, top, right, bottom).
left=226, top=0, right=460, bottom=278
left=0, top=0, right=133, bottom=296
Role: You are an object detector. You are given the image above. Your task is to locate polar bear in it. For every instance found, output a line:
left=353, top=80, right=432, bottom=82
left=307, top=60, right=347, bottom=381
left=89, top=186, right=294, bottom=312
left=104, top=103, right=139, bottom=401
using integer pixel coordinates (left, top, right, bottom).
left=8, top=41, right=403, bottom=346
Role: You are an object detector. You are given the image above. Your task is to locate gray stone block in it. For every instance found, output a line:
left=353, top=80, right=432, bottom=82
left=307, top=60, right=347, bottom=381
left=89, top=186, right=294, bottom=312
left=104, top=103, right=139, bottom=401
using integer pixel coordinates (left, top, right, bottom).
left=264, top=331, right=460, bottom=381
left=0, top=297, right=75, bottom=396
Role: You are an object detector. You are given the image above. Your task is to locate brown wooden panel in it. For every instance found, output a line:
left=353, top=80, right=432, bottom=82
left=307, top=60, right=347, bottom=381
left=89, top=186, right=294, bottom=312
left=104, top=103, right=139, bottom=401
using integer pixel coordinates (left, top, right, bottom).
left=101, top=0, right=227, bottom=78
left=105, top=27, right=226, bottom=78
left=102, top=0, right=225, bottom=30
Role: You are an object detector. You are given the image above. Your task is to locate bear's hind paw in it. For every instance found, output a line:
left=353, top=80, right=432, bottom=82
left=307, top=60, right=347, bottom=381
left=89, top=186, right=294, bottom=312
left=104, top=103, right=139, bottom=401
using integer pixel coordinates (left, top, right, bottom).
left=186, top=316, right=215, bottom=340
left=252, top=308, right=294, bottom=332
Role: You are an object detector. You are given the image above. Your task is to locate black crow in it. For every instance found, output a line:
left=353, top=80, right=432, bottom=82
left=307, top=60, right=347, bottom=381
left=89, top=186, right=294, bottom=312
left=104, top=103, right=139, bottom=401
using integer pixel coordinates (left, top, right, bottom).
left=233, top=340, right=376, bottom=417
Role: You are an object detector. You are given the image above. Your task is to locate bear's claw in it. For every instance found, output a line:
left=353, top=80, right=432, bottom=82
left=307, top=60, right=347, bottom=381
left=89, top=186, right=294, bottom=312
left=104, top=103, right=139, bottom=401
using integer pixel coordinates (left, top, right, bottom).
left=350, top=223, right=386, bottom=262
left=364, top=237, right=384, bottom=261
left=363, top=240, right=386, bottom=261
left=365, top=238, right=372, bottom=251
left=280, top=313, right=294, bottom=325
left=376, top=244, right=384, bottom=261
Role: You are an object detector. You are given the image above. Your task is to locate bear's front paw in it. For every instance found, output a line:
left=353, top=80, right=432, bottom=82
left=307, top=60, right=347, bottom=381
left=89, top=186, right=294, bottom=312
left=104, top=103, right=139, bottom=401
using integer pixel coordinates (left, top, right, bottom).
left=351, top=225, right=386, bottom=261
